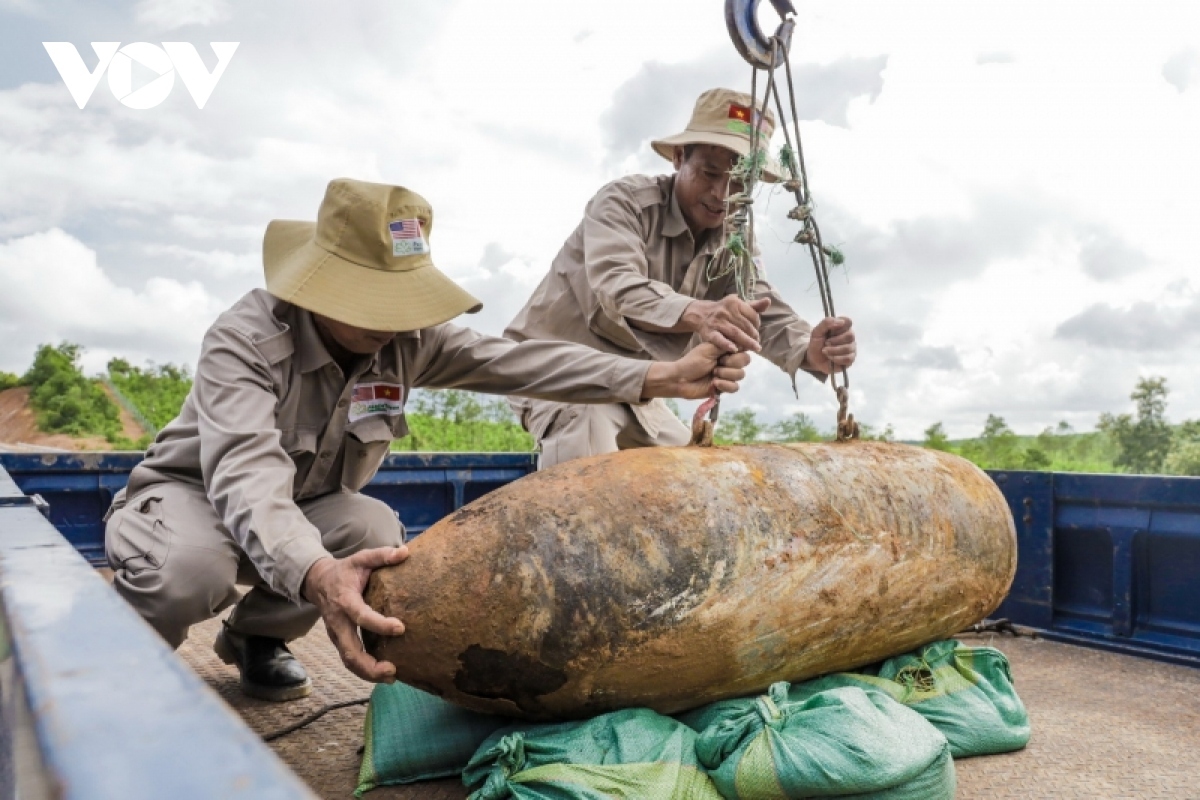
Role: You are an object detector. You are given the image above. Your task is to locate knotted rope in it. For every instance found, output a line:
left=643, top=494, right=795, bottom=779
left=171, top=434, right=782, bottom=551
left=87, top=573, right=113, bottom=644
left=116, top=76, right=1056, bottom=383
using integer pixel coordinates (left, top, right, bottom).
left=698, top=34, right=860, bottom=445
left=769, top=40, right=859, bottom=441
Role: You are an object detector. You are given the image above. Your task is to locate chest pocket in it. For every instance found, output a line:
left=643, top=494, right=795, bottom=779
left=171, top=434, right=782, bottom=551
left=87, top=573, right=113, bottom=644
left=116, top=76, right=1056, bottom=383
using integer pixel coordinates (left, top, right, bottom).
left=680, top=251, right=720, bottom=298
left=342, top=414, right=407, bottom=492
left=280, top=427, right=319, bottom=455
left=280, top=427, right=319, bottom=495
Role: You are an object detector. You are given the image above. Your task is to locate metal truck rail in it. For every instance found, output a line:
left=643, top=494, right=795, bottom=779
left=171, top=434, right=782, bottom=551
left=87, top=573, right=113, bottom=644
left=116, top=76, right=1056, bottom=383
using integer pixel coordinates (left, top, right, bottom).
left=992, top=469, right=1200, bottom=668
left=0, top=457, right=315, bottom=799
left=1, top=452, right=1198, bottom=797
left=0, top=452, right=536, bottom=800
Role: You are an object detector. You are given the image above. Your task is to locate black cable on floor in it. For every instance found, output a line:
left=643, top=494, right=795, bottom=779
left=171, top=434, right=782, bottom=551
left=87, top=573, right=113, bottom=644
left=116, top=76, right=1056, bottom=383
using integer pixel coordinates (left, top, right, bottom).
left=260, top=697, right=370, bottom=742
left=958, top=618, right=1038, bottom=639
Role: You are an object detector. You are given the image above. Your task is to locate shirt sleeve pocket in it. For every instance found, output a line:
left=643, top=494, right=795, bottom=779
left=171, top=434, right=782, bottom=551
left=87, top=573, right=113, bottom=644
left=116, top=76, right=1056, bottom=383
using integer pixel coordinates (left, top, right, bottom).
left=523, top=400, right=564, bottom=441
left=346, top=415, right=399, bottom=444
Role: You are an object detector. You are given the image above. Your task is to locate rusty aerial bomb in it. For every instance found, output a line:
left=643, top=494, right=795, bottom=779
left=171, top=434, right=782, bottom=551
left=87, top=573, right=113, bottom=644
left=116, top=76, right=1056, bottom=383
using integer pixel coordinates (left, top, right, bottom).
left=363, top=442, right=1017, bottom=720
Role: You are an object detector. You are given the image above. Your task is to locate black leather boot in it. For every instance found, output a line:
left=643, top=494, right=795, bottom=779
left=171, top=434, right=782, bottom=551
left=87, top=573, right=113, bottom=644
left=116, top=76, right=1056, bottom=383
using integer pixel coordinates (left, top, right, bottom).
left=214, top=625, right=313, bottom=702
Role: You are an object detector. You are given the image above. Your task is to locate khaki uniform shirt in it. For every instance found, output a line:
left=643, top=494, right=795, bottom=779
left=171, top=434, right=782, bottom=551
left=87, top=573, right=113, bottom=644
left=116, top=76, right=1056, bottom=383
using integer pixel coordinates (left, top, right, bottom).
left=117, top=289, right=650, bottom=603
left=505, top=174, right=823, bottom=400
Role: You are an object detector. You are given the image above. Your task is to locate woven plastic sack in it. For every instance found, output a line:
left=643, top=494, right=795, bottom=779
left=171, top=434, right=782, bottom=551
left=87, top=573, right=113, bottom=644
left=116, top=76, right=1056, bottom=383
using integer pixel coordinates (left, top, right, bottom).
left=793, top=640, right=1030, bottom=758
left=355, top=682, right=508, bottom=796
left=678, top=684, right=954, bottom=800
left=463, top=707, right=723, bottom=799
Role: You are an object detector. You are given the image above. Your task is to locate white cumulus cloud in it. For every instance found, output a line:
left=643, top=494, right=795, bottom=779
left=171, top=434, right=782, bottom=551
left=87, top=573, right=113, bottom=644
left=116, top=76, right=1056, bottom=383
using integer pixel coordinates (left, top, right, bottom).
left=0, top=228, right=225, bottom=374
left=134, top=0, right=231, bottom=30
left=3, top=0, right=1200, bottom=438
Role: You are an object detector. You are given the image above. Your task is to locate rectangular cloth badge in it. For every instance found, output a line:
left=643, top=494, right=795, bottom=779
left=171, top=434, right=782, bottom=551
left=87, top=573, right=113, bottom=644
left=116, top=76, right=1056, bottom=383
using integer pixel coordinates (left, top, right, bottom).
left=349, top=382, right=405, bottom=423
left=727, top=103, right=761, bottom=136
left=389, top=218, right=429, bottom=257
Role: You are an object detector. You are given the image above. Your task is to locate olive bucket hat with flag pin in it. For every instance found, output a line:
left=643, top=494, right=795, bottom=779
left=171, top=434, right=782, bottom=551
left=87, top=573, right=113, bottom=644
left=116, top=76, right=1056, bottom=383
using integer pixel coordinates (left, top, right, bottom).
left=651, top=87, right=782, bottom=183
left=263, top=178, right=482, bottom=332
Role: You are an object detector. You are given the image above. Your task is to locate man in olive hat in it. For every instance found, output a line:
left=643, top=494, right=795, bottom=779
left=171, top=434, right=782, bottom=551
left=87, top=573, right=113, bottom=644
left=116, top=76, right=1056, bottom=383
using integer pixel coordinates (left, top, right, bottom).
left=105, top=178, right=750, bottom=700
left=506, top=87, right=858, bottom=466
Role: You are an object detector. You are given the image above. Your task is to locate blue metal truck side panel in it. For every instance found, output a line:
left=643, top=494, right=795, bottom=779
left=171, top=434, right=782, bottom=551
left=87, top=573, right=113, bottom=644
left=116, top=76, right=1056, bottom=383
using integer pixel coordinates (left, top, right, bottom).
left=992, top=470, right=1200, bottom=668
left=0, top=467, right=316, bottom=800
left=0, top=452, right=538, bottom=565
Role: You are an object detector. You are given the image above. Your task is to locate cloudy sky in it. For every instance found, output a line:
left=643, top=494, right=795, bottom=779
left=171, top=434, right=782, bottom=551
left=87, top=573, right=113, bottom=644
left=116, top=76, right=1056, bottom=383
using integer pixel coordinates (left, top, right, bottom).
left=2, top=0, right=1199, bottom=439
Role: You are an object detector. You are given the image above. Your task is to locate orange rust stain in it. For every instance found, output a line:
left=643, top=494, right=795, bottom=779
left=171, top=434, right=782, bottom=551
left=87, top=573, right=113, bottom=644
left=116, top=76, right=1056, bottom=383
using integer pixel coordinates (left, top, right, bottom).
left=748, top=465, right=768, bottom=487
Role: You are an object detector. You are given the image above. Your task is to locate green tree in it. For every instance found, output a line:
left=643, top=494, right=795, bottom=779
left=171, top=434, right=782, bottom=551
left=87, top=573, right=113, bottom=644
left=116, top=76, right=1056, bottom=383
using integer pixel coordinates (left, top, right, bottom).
left=1098, top=376, right=1173, bottom=474
left=395, top=389, right=533, bottom=452
left=960, top=414, right=1023, bottom=469
left=0, top=371, right=19, bottom=391
left=1164, top=419, right=1200, bottom=476
left=1034, top=421, right=1068, bottom=458
left=771, top=412, right=822, bottom=442
left=862, top=423, right=895, bottom=443
left=715, top=408, right=764, bottom=444
left=922, top=422, right=952, bottom=451
left=397, top=415, right=533, bottom=451
left=21, top=343, right=120, bottom=438
left=1032, top=420, right=1120, bottom=472
left=107, top=359, right=193, bottom=431
left=842, top=422, right=895, bottom=443
left=1022, top=447, right=1051, bottom=470
left=1164, top=441, right=1200, bottom=476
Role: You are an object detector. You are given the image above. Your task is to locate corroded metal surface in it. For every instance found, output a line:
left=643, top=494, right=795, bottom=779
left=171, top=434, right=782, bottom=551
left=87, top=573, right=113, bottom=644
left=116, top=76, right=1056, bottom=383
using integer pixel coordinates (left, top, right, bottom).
left=364, top=442, right=1017, bottom=719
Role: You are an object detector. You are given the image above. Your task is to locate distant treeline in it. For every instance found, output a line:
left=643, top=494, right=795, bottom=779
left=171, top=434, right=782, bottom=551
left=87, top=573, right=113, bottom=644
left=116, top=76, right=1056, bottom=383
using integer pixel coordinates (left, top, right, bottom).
left=0, top=343, right=183, bottom=449
left=4, top=343, right=1198, bottom=474
left=394, top=389, right=532, bottom=452
left=707, top=376, right=1200, bottom=477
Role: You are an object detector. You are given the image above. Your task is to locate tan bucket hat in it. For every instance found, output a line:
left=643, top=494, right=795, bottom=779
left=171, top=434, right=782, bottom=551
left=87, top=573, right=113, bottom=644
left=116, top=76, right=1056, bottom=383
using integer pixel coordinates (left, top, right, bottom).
left=651, top=88, right=782, bottom=183
left=263, top=178, right=482, bottom=332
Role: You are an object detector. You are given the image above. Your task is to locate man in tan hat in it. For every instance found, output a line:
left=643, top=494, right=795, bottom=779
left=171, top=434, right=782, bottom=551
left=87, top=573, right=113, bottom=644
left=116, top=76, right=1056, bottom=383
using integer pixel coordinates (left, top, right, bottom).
left=104, top=178, right=750, bottom=700
left=506, top=88, right=858, bottom=465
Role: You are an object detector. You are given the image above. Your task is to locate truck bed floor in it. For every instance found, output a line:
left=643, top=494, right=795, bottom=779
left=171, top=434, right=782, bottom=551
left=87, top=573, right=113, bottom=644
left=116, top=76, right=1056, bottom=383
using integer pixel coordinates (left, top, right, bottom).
left=178, top=617, right=1200, bottom=799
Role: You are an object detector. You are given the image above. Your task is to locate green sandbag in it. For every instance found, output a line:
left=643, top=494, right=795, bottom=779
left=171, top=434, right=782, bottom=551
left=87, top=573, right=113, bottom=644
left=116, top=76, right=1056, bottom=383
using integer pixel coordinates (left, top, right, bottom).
left=463, top=707, right=723, bottom=799
left=356, top=682, right=509, bottom=796
left=679, top=684, right=955, bottom=800
left=793, top=640, right=1030, bottom=758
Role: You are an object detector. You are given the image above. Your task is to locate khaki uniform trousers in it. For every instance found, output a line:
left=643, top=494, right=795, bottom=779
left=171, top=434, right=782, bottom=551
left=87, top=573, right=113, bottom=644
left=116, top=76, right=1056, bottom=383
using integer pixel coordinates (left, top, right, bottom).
left=105, top=482, right=405, bottom=649
left=525, top=399, right=692, bottom=469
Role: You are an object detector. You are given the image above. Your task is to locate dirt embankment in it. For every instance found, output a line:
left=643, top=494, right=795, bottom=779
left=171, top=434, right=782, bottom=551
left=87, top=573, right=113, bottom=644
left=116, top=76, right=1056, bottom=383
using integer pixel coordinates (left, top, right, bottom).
left=0, top=386, right=146, bottom=452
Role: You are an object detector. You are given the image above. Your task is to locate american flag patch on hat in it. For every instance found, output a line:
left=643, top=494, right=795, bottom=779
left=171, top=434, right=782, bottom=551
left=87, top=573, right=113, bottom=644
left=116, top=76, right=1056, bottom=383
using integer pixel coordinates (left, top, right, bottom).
left=389, top=218, right=429, bottom=257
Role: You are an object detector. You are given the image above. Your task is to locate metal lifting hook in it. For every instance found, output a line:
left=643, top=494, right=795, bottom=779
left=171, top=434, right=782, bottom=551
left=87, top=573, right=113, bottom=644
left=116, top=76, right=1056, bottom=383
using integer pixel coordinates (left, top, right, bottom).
left=725, top=0, right=797, bottom=69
